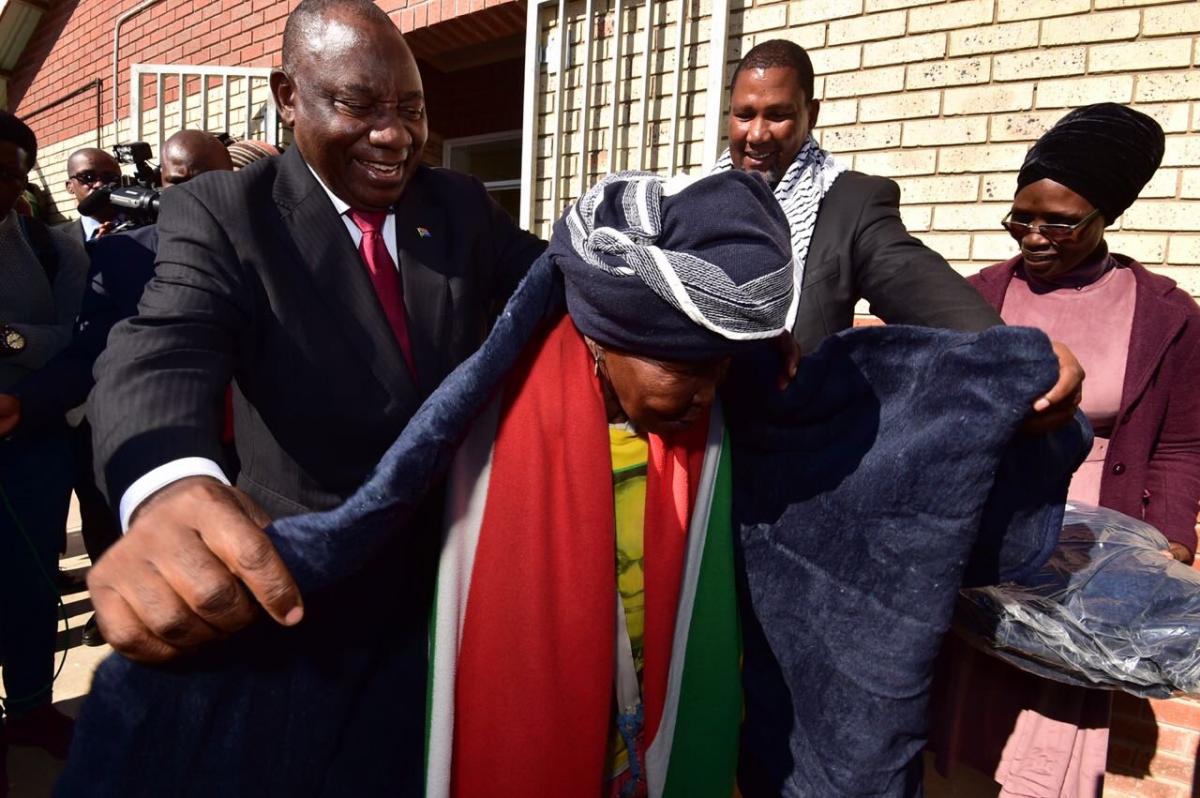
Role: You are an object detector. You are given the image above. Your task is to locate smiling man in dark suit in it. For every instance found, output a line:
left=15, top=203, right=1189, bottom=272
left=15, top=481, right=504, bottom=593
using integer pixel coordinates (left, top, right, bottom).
left=86, top=2, right=543, bottom=774
left=716, top=38, right=1083, bottom=434
left=718, top=40, right=1088, bottom=798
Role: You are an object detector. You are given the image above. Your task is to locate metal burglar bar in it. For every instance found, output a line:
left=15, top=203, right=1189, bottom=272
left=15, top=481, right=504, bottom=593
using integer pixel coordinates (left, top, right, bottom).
left=520, top=0, right=732, bottom=236
left=128, top=64, right=280, bottom=160
left=549, top=0, right=567, bottom=227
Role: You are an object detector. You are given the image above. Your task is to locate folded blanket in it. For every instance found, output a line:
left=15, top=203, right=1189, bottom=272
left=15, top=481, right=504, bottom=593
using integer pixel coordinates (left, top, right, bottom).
left=59, top=254, right=1087, bottom=797
left=956, top=503, right=1200, bottom=698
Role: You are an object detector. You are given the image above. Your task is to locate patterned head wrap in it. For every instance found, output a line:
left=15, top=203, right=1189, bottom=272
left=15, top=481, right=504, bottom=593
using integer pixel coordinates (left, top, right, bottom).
left=547, top=170, right=797, bottom=362
left=1017, top=103, right=1164, bottom=223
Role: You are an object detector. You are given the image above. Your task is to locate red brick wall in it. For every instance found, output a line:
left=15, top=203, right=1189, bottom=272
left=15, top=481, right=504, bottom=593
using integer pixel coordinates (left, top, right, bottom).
left=11, top=0, right=293, bottom=148
left=1104, top=555, right=1200, bottom=797
left=11, top=0, right=520, bottom=152
left=1107, top=694, right=1200, bottom=797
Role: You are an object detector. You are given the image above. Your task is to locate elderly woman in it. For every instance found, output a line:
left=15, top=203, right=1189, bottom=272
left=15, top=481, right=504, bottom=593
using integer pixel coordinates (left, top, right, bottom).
left=424, top=169, right=797, bottom=798
left=931, top=103, right=1200, bottom=797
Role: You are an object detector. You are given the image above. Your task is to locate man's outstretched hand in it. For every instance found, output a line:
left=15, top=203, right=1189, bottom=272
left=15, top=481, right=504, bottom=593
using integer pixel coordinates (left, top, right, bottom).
left=1022, top=340, right=1085, bottom=435
left=87, top=476, right=303, bottom=663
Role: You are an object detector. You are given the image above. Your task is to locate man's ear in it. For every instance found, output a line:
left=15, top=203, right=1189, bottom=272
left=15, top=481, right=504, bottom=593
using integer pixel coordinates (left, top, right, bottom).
left=808, top=99, right=820, bottom=131
left=270, top=70, right=297, bottom=128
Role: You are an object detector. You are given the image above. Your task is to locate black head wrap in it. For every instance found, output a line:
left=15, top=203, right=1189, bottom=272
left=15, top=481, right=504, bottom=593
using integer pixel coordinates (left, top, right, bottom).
left=1016, top=103, right=1164, bottom=223
left=547, top=170, right=796, bottom=362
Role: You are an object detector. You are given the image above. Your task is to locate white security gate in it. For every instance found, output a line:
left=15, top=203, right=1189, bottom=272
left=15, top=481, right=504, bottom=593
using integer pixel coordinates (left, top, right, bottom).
left=127, top=63, right=281, bottom=163
left=520, top=0, right=732, bottom=236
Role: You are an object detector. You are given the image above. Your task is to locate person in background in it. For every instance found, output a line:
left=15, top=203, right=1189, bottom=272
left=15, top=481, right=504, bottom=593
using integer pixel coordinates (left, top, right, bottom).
left=717, top=40, right=998, bottom=349
left=0, top=130, right=237, bottom=647
left=59, top=147, right=122, bottom=242
left=159, top=130, right=233, bottom=186
left=931, top=102, right=1200, bottom=798
left=716, top=39, right=1083, bottom=432
left=0, top=110, right=88, bottom=761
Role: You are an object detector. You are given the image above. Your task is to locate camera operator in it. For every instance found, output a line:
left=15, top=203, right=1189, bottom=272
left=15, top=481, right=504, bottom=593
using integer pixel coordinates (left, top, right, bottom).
left=59, top=148, right=123, bottom=243
left=0, top=130, right=233, bottom=648
left=0, top=111, right=88, bottom=759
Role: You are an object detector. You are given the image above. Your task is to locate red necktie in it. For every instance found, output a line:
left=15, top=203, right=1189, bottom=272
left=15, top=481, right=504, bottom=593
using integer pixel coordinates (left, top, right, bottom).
left=347, top=209, right=418, bottom=380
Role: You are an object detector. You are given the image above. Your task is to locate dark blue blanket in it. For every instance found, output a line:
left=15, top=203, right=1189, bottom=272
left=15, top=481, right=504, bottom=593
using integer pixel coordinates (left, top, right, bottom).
left=726, top=327, right=1089, bottom=798
left=58, top=254, right=1088, bottom=797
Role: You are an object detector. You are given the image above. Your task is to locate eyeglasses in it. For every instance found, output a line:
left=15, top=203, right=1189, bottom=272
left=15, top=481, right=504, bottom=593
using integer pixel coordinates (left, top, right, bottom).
left=68, top=170, right=120, bottom=186
left=1001, top=208, right=1101, bottom=246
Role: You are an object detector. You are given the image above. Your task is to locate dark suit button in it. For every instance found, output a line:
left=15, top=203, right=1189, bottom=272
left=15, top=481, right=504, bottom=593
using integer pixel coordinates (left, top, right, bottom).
left=1112, top=463, right=1126, bottom=475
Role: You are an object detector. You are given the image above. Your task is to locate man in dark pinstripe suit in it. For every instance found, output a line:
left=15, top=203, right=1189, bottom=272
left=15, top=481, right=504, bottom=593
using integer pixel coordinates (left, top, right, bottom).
left=85, top=4, right=542, bottom=776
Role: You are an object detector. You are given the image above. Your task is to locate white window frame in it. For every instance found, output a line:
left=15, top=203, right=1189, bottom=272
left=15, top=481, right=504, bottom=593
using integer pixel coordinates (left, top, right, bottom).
left=442, top=130, right=523, bottom=193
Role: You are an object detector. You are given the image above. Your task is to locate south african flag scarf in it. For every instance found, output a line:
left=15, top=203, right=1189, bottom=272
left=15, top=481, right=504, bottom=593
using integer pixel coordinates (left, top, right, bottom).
left=425, top=314, right=742, bottom=797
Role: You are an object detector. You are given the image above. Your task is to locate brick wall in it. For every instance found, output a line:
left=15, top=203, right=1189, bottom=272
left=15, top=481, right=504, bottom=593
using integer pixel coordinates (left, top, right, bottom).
left=379, top=0, right=520, bottom=31
left=10, top=0, right=295, bottom=219
left=11, top=0, right=293, bottom=148
left=1108, top=692, right=1200, bottom=798
left=10, top=0, right=517, bottom=145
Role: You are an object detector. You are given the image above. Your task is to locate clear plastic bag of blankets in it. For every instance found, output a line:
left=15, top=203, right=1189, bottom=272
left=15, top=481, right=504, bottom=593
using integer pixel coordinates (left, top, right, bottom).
left=955, top=503, right=1200, bottom=698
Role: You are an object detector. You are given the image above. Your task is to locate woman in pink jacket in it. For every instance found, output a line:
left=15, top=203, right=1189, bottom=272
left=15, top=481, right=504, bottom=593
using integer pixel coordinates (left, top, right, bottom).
left=931, top=103, right=1200, bottom=798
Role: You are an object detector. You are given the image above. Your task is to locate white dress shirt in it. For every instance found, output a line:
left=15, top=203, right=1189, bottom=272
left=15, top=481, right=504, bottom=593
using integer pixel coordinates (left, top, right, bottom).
left=79, top=214, right=103, bottom=241
left=118, top=166, right=401, bottom=529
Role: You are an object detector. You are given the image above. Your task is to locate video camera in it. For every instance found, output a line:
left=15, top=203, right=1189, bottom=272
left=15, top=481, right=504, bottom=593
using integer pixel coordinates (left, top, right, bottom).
left=77, top=141, right=162, bottom=229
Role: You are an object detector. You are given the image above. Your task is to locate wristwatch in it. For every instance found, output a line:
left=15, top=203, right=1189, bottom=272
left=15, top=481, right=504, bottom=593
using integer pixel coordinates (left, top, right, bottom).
left=0, top=325, right=25, bottom=356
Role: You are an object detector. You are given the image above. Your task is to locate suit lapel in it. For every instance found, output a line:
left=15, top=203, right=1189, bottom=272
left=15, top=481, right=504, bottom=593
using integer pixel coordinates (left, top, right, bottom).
left=272, top=147, right=418, bottom=411
left=393, top=176, right=452, bottom=391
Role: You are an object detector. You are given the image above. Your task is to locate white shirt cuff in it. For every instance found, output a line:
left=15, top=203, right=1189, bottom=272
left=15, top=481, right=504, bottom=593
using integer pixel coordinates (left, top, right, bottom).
left=119, top=457, right=231, bottom=531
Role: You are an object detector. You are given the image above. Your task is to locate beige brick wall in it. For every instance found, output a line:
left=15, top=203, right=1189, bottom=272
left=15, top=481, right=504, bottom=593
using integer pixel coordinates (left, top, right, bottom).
left=533, top=0, right=1200, bottom=305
